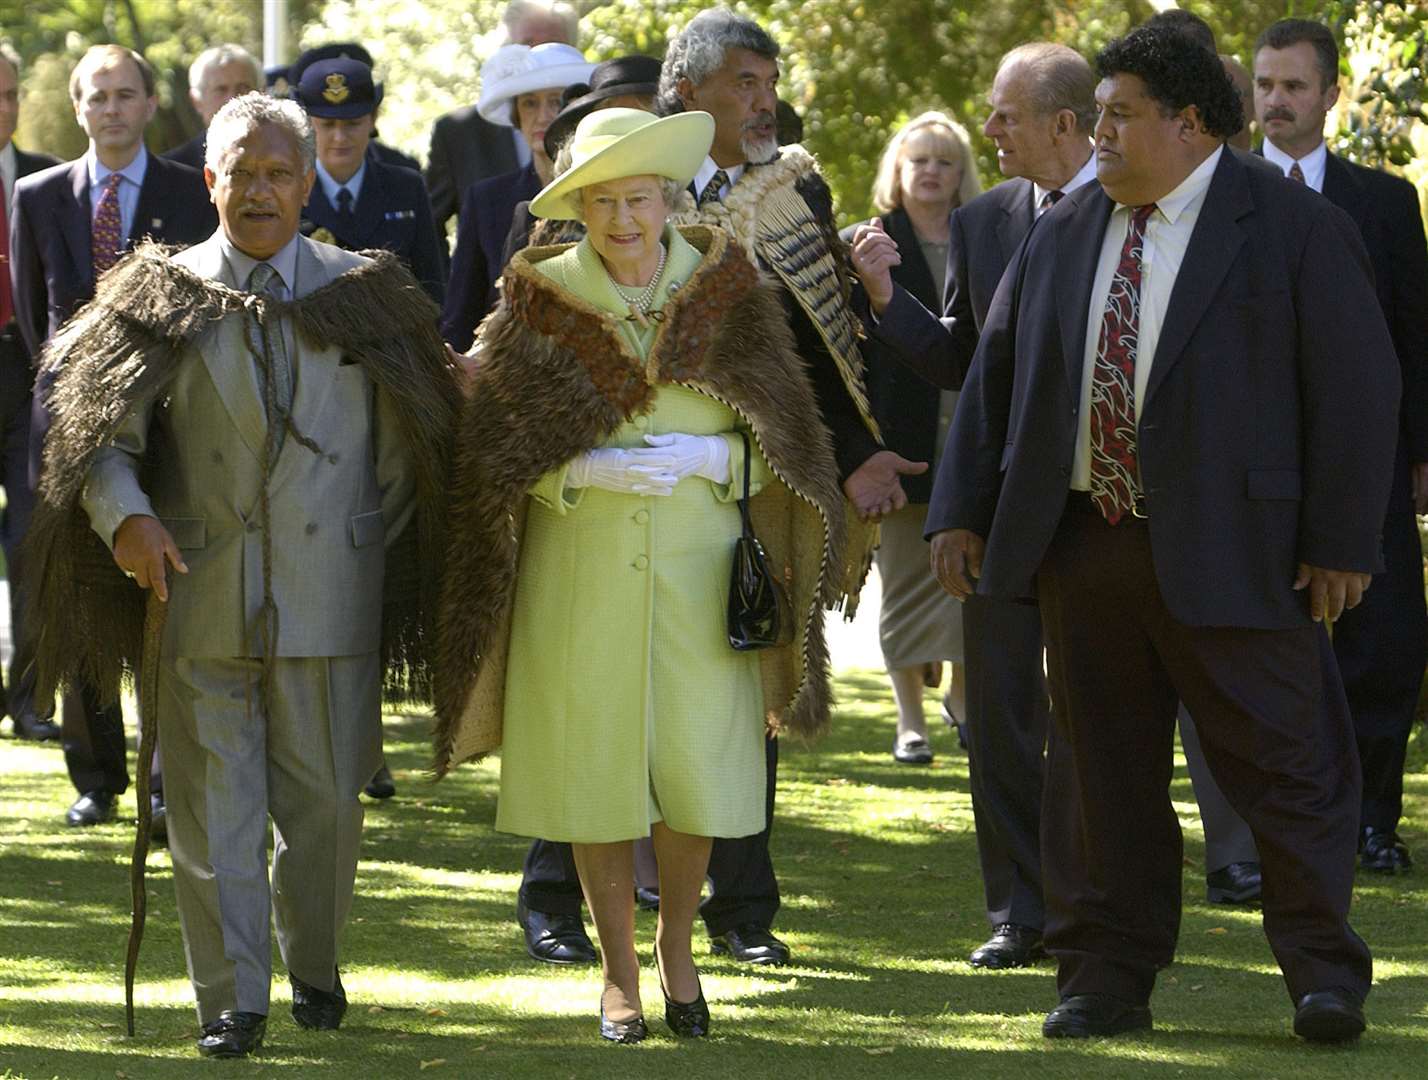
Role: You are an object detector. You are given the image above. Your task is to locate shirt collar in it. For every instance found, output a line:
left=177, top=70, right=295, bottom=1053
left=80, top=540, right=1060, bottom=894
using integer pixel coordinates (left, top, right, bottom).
left=1262, top=138, right=1328, bottom=190
left=315, top=158, right=366, bottom=207
left=692, top=157, right=745, bottom=201
left=220, top=231, right=300, bottom=295
left=87, top=143, right=148, bottom=190
left=1032, top=146, right=1098, bottom=209
left=1122, top=144, right=1223, bottom=226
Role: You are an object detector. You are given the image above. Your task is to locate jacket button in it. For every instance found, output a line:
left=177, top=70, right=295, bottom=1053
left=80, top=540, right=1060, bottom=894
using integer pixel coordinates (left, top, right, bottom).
left=634, top=509, right=650, bottom=525
left=246, top=520, right=259, bottom=533
left=305, top=522, right=318, bottom=535
left=633, top=415, right=649, bottom=430
left=633, top=554, right=649, bottom=570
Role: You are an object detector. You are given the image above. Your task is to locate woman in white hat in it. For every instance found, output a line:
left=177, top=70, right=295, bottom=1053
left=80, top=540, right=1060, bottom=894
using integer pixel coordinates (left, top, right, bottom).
left=440, top=42, right=594, bottom=351
left=434, top=109, right=851, bottom=1043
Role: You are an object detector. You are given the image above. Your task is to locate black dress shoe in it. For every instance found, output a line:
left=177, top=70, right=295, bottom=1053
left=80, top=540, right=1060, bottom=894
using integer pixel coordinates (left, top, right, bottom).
left=660, top=973, right=710, bottom=1038
left=516, top=898, right=597, bottom=965
left=290, top=969, right=347, bottom=1030
left=1359, top=827, right=1412, bottom=874
left=1206, top=860, right=1262, bottom=904
left=364, top=764, right=396, bottom=799
left=1043, top=993, right=1152, bottom=1039
left=65, top=790, right=117, bottom=827
left=10, top=712, right=60, bottom=741
left=710, top=923, right=789, bottom=965
left=1294, top=988, right=1365, bottom=1043
left=196, top=1010, right=266, bottom=1057
left=969, top=923, right=1045, bottom=969
left=600, top=1007, right=647, bottom=1044
left=635, top=886, right=661, bottom=911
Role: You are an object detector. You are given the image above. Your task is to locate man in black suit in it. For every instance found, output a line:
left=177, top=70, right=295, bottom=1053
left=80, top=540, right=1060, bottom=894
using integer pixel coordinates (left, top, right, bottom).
left=293, top=58, right=444, bottom=305
left=425, top=0, right=577, bottom=246
left=164, top=43, right=260, bottom=171
left=10, top=44, right=215, bottom=826
left=0, top=45, right=60, bottom=742
left=1255, top=17, right=1428, bottom=877
left=929, top=25, right=1395, bottom=1042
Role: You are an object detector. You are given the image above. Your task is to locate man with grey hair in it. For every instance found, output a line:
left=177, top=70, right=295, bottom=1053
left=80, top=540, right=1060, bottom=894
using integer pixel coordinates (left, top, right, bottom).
left=165, top=43, right=261, bottom=170
left=425, top=0, right=579, bottom=246
left=25, top=90, right=456, bottom=1058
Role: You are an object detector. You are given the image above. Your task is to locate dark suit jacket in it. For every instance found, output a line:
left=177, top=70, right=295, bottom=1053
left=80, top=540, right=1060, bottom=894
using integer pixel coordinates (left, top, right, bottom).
left=3, top=145, right=62, bottom=389
left=301, top=159, right=445, bottom=305
left=164, top=131, right=206, bottom=171
left=842, top=208, right=948, bottom=503
left=928, top=148, right=1400, bottom=630
left=10, top=153, right=216, bottom=356
left=439, top=164, right=540, bottom=351
left=425, top=106, right=520, bottom=242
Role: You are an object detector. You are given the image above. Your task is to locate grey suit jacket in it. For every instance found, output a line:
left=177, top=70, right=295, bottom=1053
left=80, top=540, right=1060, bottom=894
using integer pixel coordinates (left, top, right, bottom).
left=81, top=231, right=417, bottom=658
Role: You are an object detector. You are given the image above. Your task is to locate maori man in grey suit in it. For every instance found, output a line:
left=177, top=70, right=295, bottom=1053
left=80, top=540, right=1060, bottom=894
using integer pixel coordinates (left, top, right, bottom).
left=26, top=93, right=457, bottom=1058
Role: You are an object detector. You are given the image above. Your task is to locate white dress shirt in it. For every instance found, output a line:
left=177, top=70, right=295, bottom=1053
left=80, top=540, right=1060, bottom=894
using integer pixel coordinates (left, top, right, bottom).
left=1071, top=145, right=1223, bottom=490
left=1262, top=138, right=1327, bottom=194
left=87, top=143, right=148, bottom=241
left=692, top=158, right=746, bottom=203
left=1033, top=148, right=1099, bottom=213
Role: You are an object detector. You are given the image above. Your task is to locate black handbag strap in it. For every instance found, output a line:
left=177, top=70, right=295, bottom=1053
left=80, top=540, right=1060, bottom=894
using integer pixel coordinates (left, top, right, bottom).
left=737, top=431, right=754, bottom=536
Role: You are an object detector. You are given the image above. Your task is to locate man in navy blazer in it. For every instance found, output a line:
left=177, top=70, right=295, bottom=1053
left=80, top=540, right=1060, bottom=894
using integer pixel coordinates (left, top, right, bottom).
left=1255, top=18, right=1428, bottom=877
left=10, top=44, right=215, bottom=828
left=1, top=45, right=60, bottom=742
left=930, top=27, right=1397, bottom=1042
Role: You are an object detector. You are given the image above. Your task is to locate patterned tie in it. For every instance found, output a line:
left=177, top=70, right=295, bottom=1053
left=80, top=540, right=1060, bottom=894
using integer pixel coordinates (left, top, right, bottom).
left=1088, top=203, right=1157, bottom=524
left=1038, top=190, right=1064, bottom=215
left=336, top=186, right=354, bottom=228
left=0, top=188, right=12, bottom=329
left=91, top=173, right=124, bottom=276
left=699, top=169, right=729, bottom=207
left=246, top=262, right=293, bottom=423
left=1288, top=161, right=1306, bottom=184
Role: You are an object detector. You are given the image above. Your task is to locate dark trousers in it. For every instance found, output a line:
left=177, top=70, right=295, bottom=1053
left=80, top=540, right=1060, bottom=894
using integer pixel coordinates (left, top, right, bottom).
left=61, top=685, right=135, bottom=796
left=0, top=336, right=39, bottom=723
left=1332, top=506, right=1428, bottom=832
left=961, top=594, right=1050, bottom=930
left=1036, top=502, right=1371, bottom=1006
left=520, top=732, right=780, bottom=934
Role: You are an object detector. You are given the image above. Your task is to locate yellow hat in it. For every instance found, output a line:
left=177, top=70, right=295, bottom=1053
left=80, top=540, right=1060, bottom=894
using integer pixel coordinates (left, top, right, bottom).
left=529, top=108, right=715, bottom=221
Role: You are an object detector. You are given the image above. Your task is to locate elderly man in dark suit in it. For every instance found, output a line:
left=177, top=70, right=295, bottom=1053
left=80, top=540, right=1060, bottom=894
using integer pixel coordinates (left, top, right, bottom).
left=928, top=25, right=1396, bottom=1042
left=164, top=43, right=260, bottom=171
left=0, top=45, right=60, bottom=742
left=424, top=0, right=577, bottom=246
left=1254, top=17, right=1428, bottom=877
left=10, top=44, right=215, bottom=826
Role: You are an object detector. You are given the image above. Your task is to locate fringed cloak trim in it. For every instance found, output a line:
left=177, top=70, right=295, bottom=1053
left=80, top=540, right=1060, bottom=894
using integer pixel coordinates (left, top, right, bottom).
left=432, top=224, right=849, bottom=775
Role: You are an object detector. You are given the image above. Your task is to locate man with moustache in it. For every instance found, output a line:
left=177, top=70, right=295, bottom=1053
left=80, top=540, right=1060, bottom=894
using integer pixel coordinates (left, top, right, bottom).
left=165, top=43, right=261, bottom=170
left=25, top=91, right=455, bottom=1057
left=930, top=25, right=1395, bottom=1041
left=10, top=44, right=214, bottom=828
left=0, top=45, right=59, bottom=743
left=1255, top=18, right=1428, bottom=876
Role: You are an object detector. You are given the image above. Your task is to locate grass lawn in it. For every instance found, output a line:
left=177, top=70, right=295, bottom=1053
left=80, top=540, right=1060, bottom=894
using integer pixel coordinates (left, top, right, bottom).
left=1, top=670, right=1426, bottom=1079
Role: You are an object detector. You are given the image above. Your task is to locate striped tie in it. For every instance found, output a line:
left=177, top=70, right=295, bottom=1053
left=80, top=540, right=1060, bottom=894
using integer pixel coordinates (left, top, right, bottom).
left=699, top=170, right=729, bottom=207
left=92, top=173, right=124, bottom=276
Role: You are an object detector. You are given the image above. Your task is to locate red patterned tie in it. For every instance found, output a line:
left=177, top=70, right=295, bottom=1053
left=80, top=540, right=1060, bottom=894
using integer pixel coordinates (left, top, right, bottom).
left=0, top=189, right=12, bottom=328
left=1088, top=203, right=1157, bottom=524
left=91, top=173, right=124, bottom=276
left=1288, top=161, right=1306, bottom=183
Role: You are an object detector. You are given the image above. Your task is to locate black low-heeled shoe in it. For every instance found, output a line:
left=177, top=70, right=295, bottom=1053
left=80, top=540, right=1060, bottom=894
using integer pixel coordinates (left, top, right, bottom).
left=659, top=967, right=710, bottom=1038
left=600, top=1006, right=647, bottom=1044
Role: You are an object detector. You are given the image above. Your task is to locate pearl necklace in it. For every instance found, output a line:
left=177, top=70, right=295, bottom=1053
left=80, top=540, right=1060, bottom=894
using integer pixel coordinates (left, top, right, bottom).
left=607, top=243, right=667, bottom=313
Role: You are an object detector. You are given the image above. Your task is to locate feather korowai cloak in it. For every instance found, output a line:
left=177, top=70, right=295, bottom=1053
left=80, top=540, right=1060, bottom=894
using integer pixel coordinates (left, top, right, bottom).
left=24, top=241, right=461, bottom=708
left=433, top=224, right=856, bottom=775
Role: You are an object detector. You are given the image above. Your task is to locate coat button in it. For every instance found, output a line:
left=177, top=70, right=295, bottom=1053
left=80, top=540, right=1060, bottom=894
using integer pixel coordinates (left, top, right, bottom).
left=634, top=509, right=650, bottom=525
left=305, top=522, right=318, bottom=535
left=633, top=415, right=649, bottom=430
left=246, top=519, right=259, bottom=533
left=633, top=554, right=649, bottom=570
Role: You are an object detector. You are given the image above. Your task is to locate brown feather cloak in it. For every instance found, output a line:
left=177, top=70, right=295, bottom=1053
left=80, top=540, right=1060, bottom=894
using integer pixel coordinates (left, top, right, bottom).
left=24, top=241, right=461, bottom=707
left=432, top=224, right=857, bottom=775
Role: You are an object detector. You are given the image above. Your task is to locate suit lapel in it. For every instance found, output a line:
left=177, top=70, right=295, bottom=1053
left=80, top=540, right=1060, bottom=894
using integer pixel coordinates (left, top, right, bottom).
left=348, top=164, right=385, bottom=246
left=192, top=235, right=270, bottom=463
left=1321, top=153, right=1368, bottom=229
left=269, top=237, right=342, bottom=492
left=997, top=181, right=1034, bottom=265
left=63, top=160, right=95, bottom=294
left=1143, top=151, right=1251, bottom=405
left=1056, top=184, right=1114, bottom=399
left=129, top=157, right=169, bottom=247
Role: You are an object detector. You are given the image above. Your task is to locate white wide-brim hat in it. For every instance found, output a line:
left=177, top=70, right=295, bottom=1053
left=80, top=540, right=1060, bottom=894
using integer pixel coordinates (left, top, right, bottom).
left=477, top=42, right=595, bottom=127
left=529, top=108, right=716, bottom=221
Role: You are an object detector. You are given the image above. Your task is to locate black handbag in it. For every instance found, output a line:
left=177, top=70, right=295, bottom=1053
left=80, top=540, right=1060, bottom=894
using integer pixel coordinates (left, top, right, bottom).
left=728, top=432, right=793, bottom=651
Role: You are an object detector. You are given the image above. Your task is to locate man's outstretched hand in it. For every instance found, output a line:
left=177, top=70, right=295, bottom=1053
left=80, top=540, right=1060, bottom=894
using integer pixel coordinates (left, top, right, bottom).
left=843, top=450, right=928, bottom=521
left=113, top=514, right=188, bottom=602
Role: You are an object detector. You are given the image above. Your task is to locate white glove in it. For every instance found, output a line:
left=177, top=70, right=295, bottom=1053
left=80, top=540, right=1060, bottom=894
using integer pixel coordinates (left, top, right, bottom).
left=642, top=432, right=732, bottom=485
left=566, top=447, right=678, bottom=496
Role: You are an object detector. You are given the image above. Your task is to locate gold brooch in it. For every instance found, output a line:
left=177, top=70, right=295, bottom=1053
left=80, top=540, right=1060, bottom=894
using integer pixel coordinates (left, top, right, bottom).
left=322, top=73, right=350, bottom=104
left=310, top=227, right=338, bottom=246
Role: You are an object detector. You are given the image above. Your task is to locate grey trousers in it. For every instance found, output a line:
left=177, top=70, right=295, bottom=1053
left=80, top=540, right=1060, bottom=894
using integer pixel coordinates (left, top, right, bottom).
left=158, top=653, right=382, bottom=1023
